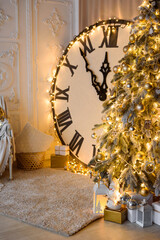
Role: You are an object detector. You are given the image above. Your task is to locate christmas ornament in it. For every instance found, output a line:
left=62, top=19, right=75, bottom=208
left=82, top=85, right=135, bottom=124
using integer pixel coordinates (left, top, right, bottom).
left=129, top=34, right=135, bottom=43
left=113, top=66, right=119, bottom=73
left=97, top=152, right=105, bottom=160
left=136, top=151, right=145, bottom=160
left=139, top=14, right=144, bottom=20
left=136, top=104, right=144, bottom=111
left=127, top=199, right=138, bottom=210
left=136, top=199, right=153, bottom=227
left=129, top=126, right=134, bottom=131
left=123, top=45, right=128, bottom=53
left=140, top=186, right=150, bottom=197
left=91, top=132, right=97, bottom=139
left=127, top=83, right=132, bottom=88
left=144, top=120, right=151, bottom=129
left=120, top=193, right=131, bottom=204
left=144, top=83, right=152, bottom=90
left=145, top=160, right=155, bottom=173
left=122, top=65, right=129, bottom=72
left=106, top=116, right=112, bottom=121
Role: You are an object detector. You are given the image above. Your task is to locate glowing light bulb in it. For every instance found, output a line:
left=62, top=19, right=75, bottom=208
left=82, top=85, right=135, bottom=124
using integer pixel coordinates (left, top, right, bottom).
left=146, top=142, right=151, bottom=151
left=48, top=77, right=53, bottom=83
left=154, top=136, right=158, bottom=140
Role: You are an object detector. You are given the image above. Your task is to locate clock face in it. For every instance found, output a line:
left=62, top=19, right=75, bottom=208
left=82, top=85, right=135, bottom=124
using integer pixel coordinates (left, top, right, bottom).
left=51, top=20, right=131, bottom=164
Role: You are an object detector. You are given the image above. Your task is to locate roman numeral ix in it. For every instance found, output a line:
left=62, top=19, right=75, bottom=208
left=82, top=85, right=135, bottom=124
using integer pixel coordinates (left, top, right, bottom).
left=99, top=26, right=119, bottom=48
left=55, top=86, right=70, bottom=102
left=57, top=108, right=73, bottom=134
left=63, top=56, right=78, bottom=76
left=79, top=36, right=95, bottom=56
left=69, top=130, right=84, bottom=157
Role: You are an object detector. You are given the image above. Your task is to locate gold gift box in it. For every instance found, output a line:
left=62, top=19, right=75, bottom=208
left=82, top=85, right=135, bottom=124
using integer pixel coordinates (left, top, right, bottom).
left=51, top=154, right=69, bottom=168
left=104, top=207, right=127, bottom=224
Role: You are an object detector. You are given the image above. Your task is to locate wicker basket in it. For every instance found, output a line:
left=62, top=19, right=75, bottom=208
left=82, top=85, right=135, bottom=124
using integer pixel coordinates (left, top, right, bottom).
left=16, top=152, right=45, bottom=170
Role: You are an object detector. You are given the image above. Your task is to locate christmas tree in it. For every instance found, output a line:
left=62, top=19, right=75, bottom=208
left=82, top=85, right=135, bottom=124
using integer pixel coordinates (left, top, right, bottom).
left=89, top=0, right=160, bottom=196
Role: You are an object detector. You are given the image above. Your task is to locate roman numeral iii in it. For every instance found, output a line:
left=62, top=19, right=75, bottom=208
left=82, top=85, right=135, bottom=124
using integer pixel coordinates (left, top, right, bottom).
left=69, top=130, right=84, bottom=157
left=57, top=108, right=73, bottom=134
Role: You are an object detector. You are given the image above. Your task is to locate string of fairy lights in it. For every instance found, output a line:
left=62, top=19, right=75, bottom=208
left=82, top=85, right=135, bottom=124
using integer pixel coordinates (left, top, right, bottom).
left=47, top=18, right=131, bottom=176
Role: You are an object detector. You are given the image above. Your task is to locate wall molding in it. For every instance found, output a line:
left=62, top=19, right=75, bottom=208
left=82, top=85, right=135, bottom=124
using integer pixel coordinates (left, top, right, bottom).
left=43, top=8, right=65, bottom=37
left=0, top=8, right=10, bottom=27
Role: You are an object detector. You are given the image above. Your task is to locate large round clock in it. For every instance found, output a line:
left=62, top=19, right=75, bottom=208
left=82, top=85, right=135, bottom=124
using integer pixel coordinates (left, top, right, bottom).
left=50, top=19, right=131, bottom=165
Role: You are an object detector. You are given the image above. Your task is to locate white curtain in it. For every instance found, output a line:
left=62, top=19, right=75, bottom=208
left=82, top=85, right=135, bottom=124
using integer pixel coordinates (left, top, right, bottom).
left=79, top=0, right=142, bottom=31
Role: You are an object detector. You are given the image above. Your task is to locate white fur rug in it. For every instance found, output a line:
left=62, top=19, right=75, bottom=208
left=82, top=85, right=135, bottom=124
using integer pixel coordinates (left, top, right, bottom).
left=0, top=168, right=101, bottom=236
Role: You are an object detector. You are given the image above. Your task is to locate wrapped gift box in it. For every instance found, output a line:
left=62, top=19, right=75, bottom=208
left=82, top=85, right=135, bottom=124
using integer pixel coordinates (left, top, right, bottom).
left=152, top=202, right=160, bottom=226
left=55, top=145, right=69, bottom=156
left=60, top=145, right=69, bottom=156
left=104, top=207, right=127, bottom=224
left=127, top=208, right=137, bottom=223
left=51, top=154, right=69, bottom=168
left=55, top=146, right=60, bottom=155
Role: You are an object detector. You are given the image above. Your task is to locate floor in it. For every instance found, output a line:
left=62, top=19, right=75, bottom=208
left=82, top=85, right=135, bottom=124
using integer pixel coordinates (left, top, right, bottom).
left=0, top=214, right=160, bottom=240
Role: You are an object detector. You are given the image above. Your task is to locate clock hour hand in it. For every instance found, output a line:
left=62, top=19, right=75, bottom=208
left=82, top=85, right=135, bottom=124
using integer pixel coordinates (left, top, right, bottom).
left=79, top=48, right=101, bottom=98
left=99, top=52, right=111, bottom=101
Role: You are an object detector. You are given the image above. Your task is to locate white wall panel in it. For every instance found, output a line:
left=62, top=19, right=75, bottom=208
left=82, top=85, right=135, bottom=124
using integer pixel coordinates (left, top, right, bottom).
left=0, top=0, right=79, bottom=145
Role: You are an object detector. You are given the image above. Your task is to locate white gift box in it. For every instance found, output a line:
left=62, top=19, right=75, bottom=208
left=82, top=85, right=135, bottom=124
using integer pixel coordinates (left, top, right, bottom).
left=127, top=208, right=137, bottom=223
left=55, top=146, right=60, bottom=155
left=55, top=145, right=69, bottom=156
left=60, top=145, right=69, bottom=156
left=60, top=145, right=69, bottom=151
left=136, top=199, right=153, bottom=227
left=152, top=202, right=160, bottom=225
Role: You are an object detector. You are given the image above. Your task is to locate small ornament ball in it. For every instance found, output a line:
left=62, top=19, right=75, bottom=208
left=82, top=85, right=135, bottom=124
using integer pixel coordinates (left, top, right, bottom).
left=127, top=83, right=132, bottom=88
left=129, top=34, right=135, bottom=43
left=106, top=116, right=111, bottom=121
left=145, top=161, right=155, bottom=173
left=136, top=104, right=144, bottom=111
left=140, top=187, right=149, bottom=197
left=123, top=46, right=128, bottom=53
left=136, top=151, right=145, bottom=160
left=113, top=66, right=119, bottom=73
left=123, top=65, right=129, bottom=72
left=139, top=14, right=144, bottom=20
left=97, top=152, right=105, bottom=160
left=129, top=126, right=134, bottom=131
left=91, top=132, right=97, bottom=139
left=144, top=83, right=152, bottom=90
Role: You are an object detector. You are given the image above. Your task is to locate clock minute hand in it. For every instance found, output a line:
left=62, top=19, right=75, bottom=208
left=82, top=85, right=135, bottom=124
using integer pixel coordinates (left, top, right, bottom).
left=79, top=48, right=101, bottom=97
left=99, top=52, right=111, bottom=101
